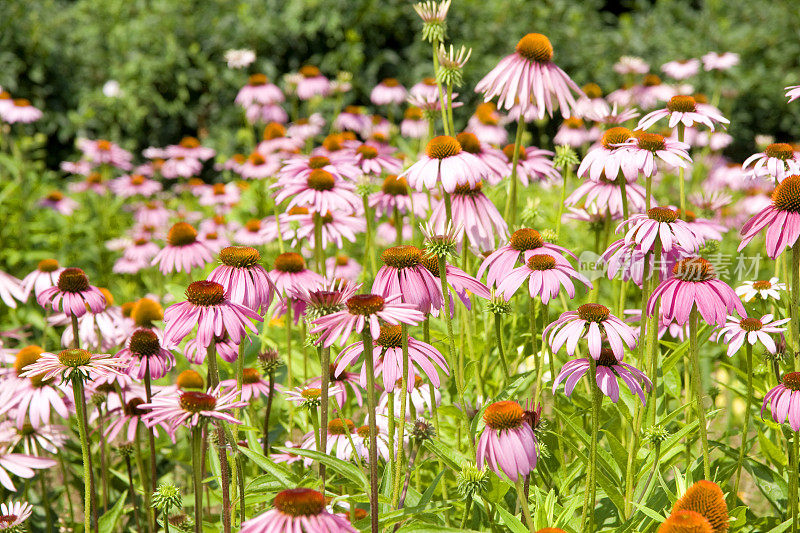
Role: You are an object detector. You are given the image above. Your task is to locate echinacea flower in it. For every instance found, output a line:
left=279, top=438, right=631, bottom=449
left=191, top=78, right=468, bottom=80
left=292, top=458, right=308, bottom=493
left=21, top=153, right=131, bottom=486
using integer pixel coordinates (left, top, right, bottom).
left=702, top=52, right=739, bottom=71
left=735, top=278, right=785, bottom=302
left=0, top=99, right=42, bottom=124
left=352, top=142, right=402, bottom=176
left=219, top=368, right=274, bottom=402
left=104, top=396, right=175, bottom=443
left=544, top=303, right=637, bottom=360
left=400, top=135, right=490, bottom=193
left=283, top=385, right=336, bottom=409
left=140, top=386, right=247, bottom=432
left=636, top=95, right=729, bottom=132
left=621, top=132, right=692, bottom=177
left=400, top=106, right=427, bottom=139
left=300, top=418, right=357, bottom=463
left=335, top=324, right=449, bottom=392
left=763, top=372, right=800, bottom=431
left=110, top=174, right=162, bottom=198
left=274, top=169, right=361, bottom=215
left=564, top=175, right=649, bottom=218
left=0, top=346, right=71, bottom=429
left=455, top=132, right=508, bottom=184
left=0, top=500, right=33, bottom=529
left=163, top=280, right=262, bottom=349
left=0, top=273, right=22, bottom=309
left=741, top=143, right=800, bottom=182
left=670, top=480, right=729, bottom=533
left=291, top=211, right=366, bottom=249
left=430, top=183, right=508, bottom=252
left=739, top=174, right=800, bottom=258
left=208, top=246, right=276, bottom=314
left=661, top=58, right=700, bottom=80
left=77, top=138, right=133, bottom=169
left=36, top=267, right=105, bottom=318
left=619, top=207, right=701, bottom=253
left=419, top=252, right=491, bottom=312
left=369, top=175, right=429, bottom=219
left=478, top=228, right=575, bottom=288
left=293, top=66, right=331, bottom=100
left=270, top=253, right=324, bottom=297
left=236, top=74, right=284, bottom=106
left=500, top=144, right=559, bottom=186
left=475, top=33, right=582, bottom=118
left=553, top=348, right=652, bottom=404
left=476, top=400, right=538, bottom=482
left=496, top=253, right=591, bottom=303
left=648, top=257, right=745, bottom=326
left=465, top=103, right=509, bottom=146
left=19, top=348, right=125, bottom=383
left=0, top=452, right=55, bottom=491
left=370, top=78, right=407, bottom=106
left=373, top=245, right=443, bottom=314
left=659, top=510, right=714, bottom=533
left=306, top=366, right=363, bottom=407
left=118, top=328, right=174, bottom=380
left=311, top=293, right=424, bottom=347
left=613, top=56, right=649, bottom=75
left=39, top=191, right=78, bottom=215
left=786, top=85, right=800, bottom=104
left=240, top=488, right=356, bottom=533
left=715, top=314, right=788, bottom=357
left=151, top=222, right=213, bottom=274
left=354, top=419, right=392, bottom=463
left=577, top=127, right=640, bottom=182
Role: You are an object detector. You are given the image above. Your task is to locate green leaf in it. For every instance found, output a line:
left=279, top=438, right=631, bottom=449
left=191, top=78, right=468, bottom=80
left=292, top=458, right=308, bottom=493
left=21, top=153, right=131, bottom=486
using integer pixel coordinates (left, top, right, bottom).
left=238, top=445, right=298, bottom=488
left=98, top=491, right=128, bottom=533
left=274, top=446, right=368, bottom=491
left=758, top=428, right=788, bottom=467
left=496, top=502, right=529, bottom=533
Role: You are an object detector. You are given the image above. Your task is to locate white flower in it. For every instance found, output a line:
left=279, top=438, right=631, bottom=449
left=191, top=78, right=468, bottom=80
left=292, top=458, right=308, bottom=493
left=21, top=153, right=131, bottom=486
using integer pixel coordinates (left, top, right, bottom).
left=735, top=277, right=785, bottom=302
left=102, top=80, right=121, bottom=98
left=224, top=49, right=256, bottom=69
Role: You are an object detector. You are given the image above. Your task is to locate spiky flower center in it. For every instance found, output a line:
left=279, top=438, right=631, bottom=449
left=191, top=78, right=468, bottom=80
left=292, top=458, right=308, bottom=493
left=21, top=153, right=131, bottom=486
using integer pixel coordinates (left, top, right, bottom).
left=527, top=254, right=556, bottom=271
left=132, top=298, right=164, bottom=327
left=248, top=152, right=266, bottom=165
left=0, top=514, right=19, bottom=525
left=301, top=387, right=322, bottom=400
left=752, top=280, right=772, bottom=290
left=179, top=136, right=200, bottom=148
left=765, top=143, right=794, bottom=160
left=601, top=127, right=634, bottom=150
left=273, top=488, right=325, bottom=517
left=597, top=347, right=618, bottom=367
left=335, top=255, right=350, bottom=267
left=660, top=510, right=713, bottom=533
left=515, top=33, right=554, bottom=63
left=667, top=95, right=697, bottom=113
left=130, top=175, right=146, bottom=186
left=263, top=122, right=286, bottom=140
left=509, top=228, right=544, bottom=251
left=583, top=82, right=603, bottom=99
left=577, top=303, right=610, bottom=322
left=382, top=245, right=423, bottom=269
left=636, top=132, right=666, bottom=152
left=648, top=206, right=679, bottom=223
left=673, top=257, right=715, bottom=282
left=167, top=222, right=198, bottom=247
left=96, top=140, right=112, bottom=151
left=57, top=268, right=90, bottom=293
left=307, top=169, right=335, bottom=191
left=483, top=400, right=525, bottom=430
left=327, top=418, right=355, bottom=435
left=456, top=132, right=482, bottom=154
left=220, top=246, right=260, bottom=268
left=772, top=175, right=800, bottom=213
left=564, top=117, right=584, bottom=129
left=177, top=369, right=204, bottom=390
left=212, top=183, right=227, bottom=195
left=643, top=74, right=662, bottom=86
left=87, top=172, right=103, bottom=184
left=382, top=77, right=400, bottom=87
left=129, top=329, right=160, bottom=357
left=37, top=258, right=59, bottom=272
left=475, top=102, right=499, bottom=125
left=357, top=425, right=371, bottom=438
left=783, top=372, right=800, bottom=391
left=288, top=206, right=309, bottom=216
left=672, top=480, right=729, bottom=533
left=425, top=136, right=462, bottom=159
left=58, top=348, right=92, bottom=368
left=404, top=106, right=423, bottom=120
left=376, top=324, right=403, bottom=348
left=502, top=144, right=527, bottom=161
left=46, top=191, right=64, bottom=202
left=381, top=175, right=409, bottom=196
left=125, top=398, right=146, bottom=416
left=308, top=156, right=330, bottom=169
left=274, top=252, right=306, bottom=273
left=357, top=145, right=379, bottom=159
left=241, top=367, right=261, bottom=385
left=185, top=281, right=225, bottom=306
left=179, top=391, right=216, bottom=413
left=453, top=182, right=484, bottom=196
left=245, top=219, right=262, bottom=232
left=248, top=73, right=268, bottom=86
left=346, top=294, right=385, bottom=316
left=299, top=65, right=321, bottom=78
left=14, top=345, right=43, bottom=375
left=739, top=317, right=763, bottom=332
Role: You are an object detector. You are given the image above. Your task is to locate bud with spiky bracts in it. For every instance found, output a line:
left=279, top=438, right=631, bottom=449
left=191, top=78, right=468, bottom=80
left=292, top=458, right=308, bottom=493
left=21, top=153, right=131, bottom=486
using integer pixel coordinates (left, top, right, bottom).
left=152, top=481, right=182, bottom=513
left=413, top=0, right=451, bottom=43
left=456, top=462, right=488, bottom=499
left=553, top=145, right=580, bottom=170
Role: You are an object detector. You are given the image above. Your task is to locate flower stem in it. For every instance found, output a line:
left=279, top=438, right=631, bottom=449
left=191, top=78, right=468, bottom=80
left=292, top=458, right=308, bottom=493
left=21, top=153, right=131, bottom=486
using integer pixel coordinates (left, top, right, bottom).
left=513, top=477, right=536, bottom=532
left=791, top=430, right=799, bottom=533
left=504, top=117, right=526, bottom=226
left=144, top=360, right=158, bottom=528
left=394, top=205, right=403, bottom=246
left=392, top=326, right=411, bottom=506
left=689, top=308, right=711, bottom=479
left=362, top=194, right=377, bottom=279
left=124, top=453, right=143, bottom=533
left=273, top=201, right=285, bottom=254
left=313, top=212, right=325, bottom=272
left=191, top=425, right=204, bottom=533
left=71, top=315, right=80, bottom=349
left=555, top=163, right=570, bottom=240
left=792, top=242, right=800, bottom=356
left=619, top=177, right=629, bottom=221
left=71, top=376, right=95, bottom=533
left=263, top=368, right=275, bottom=455
left=494, top=313, right=510, bottom=380
left=431, top=40, right=449, bottom=136
left=732, top=343, right=753, bottom=505
left=362, top=329, right=381, bottom=533
left=677, top=124, right=687, bottom=219
left=216, top=426, right=232, bottom=533
left=319, top=346, right=330, bottom=493
left=285, top=302, right=293, bottom=387
left=582, top=359, right=603, bottom=531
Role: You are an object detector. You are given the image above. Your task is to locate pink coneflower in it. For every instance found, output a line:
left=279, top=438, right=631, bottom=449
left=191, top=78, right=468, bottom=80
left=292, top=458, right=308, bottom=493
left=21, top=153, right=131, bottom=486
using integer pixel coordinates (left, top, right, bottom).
left=430, top=183, right=508, bottom=252
left=281, top=153, right=360, bottom=183
left=307, top=366, right=363, bottom=407
left=369, top=175, right=429, bottom=218
left=419, top=252, right=491, bottom=312
left=0, top=500, right=33, bottom=528
left=300, top=418, right=357, bottom=463
left=60, top=159, right=94, bottom=176
left=637, top=95, right=729, bottom=132
left=237, top=151, right=280, bottom=180
left=554, top=117, right=595, bottom=147
left=103, top=395, right=175, bottom=443
left=630, top=74, right=677, bottom=110
left=409, top=77, right=442, bottom=102
left=352, top=142, right=402, bottom=176
left=292, top=211, right=366, bottom=249
left=245, top=103, right=288, bottom=124
left=336, top=324, right=449, bottom=392
left=110, top=174, right=162, bottom=198
left=478, top=228, right=575, bottom=287
left=270, top=253, right=324, bottom=297
left=475, top=33, right=582, bottom=118
left=400, top=106, right=427, bottom=138
left=134, top=201, right=170, bottom=228
left=407, top=90, right=462, bottom=115
left=272, top=441, right=303, bottom=465
left=679, top=209, right=726, bottom=244
left=621, top=132, right=692, bottom=177
left=163, top=280, right=262, bottom=348
left=736, top=278, right=785, bottom=303
left=160, top=156, right=202, bottom=179
left=354, top=420, right=392, bottom=463
left=283, top=385, right=337, bottom=409
left=0, top=272, right=22, bottom=309
left=453, top=133, right=508, bottom=185
left=739, top=174, right=800, bottom=258
left=19, top=348, right=124, bottom=384
left=500, top=144, right=559, bottom=186
left=545, top=304, right=637, bottom=360
left=140, top=386, right=247, bottom=432
left=77, top=138, right=133, bottom=169
left=0, top=346, right=71, bottom=429
left=476, top=400, right=538, bottom=482
left=613, top=56, right=649, bottom=75
left=19, top=259, right=63, bottom=301
left=312, top=293, right=424, bottom=347
left=208, top=246, right=276, bottom=314
left=661, top=59, right=700, bottom=80
left=373, top=245, right=443, bottom=314
left=565, top=175, right=649, bottom=218
left=0, top=99, right=43, bottom=124
left=118, top=328, right=174, bottom=380
left=325, top=255, right=362, bottom=283
left=198, top=182, right=241, bottom=210
left=400, top=135, right=490, bottom=193
left=219, top=367, right=274, bottom=402
left=290, top=277, right=360, bottom=323
left=742, top=143, right=800, bottom=182
left=184, top=335, right=238, bottom=364
left=151, top=222, right=213, bottom=274
left=648, top=257, right=745, bottom=326
left=465, top=102, right=509, bottom=146
left=287, top=114, right=326, bottom=141
left=274, top=169, right=361, bottom=214
left=378, top=379, right=440, bottom=417
left=333, top=105, right=369, bottom=133
left=0, top=452, right=55, bottom=491
left=165, top=136, right=215, bottom=160
left=36, top=268, right=105, bottom=318
left=68, top=171, right=107, bottom=195
left=553, top=348, right=652, bottom=404
left=39, top=190, right=78, bottom=215
left=294, top=66, right=331, bottom=100
left=763, top=373, right=800, bottom=431
left=702, top=52, right=739, bottom=71
left=577, top=127, right=640, bottom=182
left=259, top=122, right=304, bottom=154
left=496, top=253, right=591, bottom=303
left=232, top=219, right=272, bottom=246
left=371, top=78, right=407, bottom=105
left=236, top=74, right=284, bottom=106
left=240, top=488, right=356, bottom=533
left=52, top=292, right=126, bottom=351
left=716, top=314, right=788, bottom=357
left=619, top=207, right=701, bottom=254
left=786, top=85, right=800, bottom=104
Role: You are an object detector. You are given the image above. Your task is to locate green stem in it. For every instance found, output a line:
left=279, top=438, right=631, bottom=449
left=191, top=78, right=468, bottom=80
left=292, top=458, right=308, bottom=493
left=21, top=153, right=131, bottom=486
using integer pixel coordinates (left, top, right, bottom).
left=71, top=315, right=80, bottom=349
left=460, top=497, right=473, bottom=530
left=263, top=369, right=275, bottom=455
left=319, top=346, right=330, bottom=492
left=619, top=177, right=629, bottom=221
left=645, top=174, right=652, bottom=212
left=313, top=212, right=325, bottom=272
left=494, top=313, right=510, bottom=380
left=124, top=454, right=143, bottom=533
left=689, top=309, right=711, bottom=479
left=792, top=430, right=799, bottom=533
left=678, top=124, right=686, bottom=219
left=513, top=478, right=536, bottom=532
left=362, top=330, right=380, bottom=533
left=392, top=326, right=411, bottom=506
left=58, top=447, right=75, bottom=523
left=394, top=206, right=403, bottom=246
left=273, top=200, right=285, bottom=254
left=731, top=343, right=753, bottom=505
left=432, top=40, right=449, bottom=136
left=71, top=376, right=95, bottom=533
left=144, top=361, right=158, bottom=529
left=362, top=194, right=377, bottom=280
left=285, top=301, right=293, bottom=387
left=581, top=360, right=602, bottom=531
left=555, top=163, right=570, bottom=240
left=504, top=117, right=526, bottom=226
left=191, top=426, right=204, bottom=533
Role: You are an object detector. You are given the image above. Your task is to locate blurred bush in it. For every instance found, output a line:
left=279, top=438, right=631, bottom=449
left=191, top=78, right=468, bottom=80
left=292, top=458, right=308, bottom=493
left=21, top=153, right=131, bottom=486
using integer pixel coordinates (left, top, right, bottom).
left=1, top=0, right=798, bottom=161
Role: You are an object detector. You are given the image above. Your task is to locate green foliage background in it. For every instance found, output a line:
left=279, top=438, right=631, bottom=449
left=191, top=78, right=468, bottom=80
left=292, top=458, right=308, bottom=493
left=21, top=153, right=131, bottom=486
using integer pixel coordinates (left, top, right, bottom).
left=1, top=0, right=799, bottom=160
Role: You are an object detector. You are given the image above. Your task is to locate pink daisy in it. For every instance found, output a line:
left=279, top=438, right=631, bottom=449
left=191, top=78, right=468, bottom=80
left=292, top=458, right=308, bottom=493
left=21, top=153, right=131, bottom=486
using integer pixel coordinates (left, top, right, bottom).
left=118, top=328, right=174, bottom=380
left=207, top=246, right=276, bottom=314
left=554, top=117, right=595, bottom=148
left=619, top=207, right=701, bottom=254
left=306, top=367, right=363, bottom=407
left=258, top=122, right=304, bottom=154
left=294, top=66, right=331, bottom=100
left=369, top=175, right=429, bottom=218
left=430, top=183, right=508, bottom=252
left=139, top=386, right=247, bottom=431
left=648, top=257, right=745, bottom=326
left=544, top=303, right=637, bottom=360
left=286, top=114, right=326, bottom=141
left=400, top=135, right=490, bottom=193
left=0, top=346, right=71, bottom=429
left=371, top=78, right=407, bottom=105
left=198, top=182, right=241, bottom=209
left=478, top=228, right=575, bottom=288
left=280, top=153, right=359, bottom=183
left=326, top=255, right=362, bottom=282
left=270, top=253, right=324, bottom=297
left=500, top=144, right=559, bottom=186
left=299, top=418, right=357, bottom=463
left=36, top=268, right=105, bottom=318
left=0, top=99, right=43, bottom=124
left=219, top=367, right=274, bottom=402
left=742, top=143, right=800, bottom=182
left=0, top=500, right=33, bottom=528
left=378, top=380, right=440, bottom=418
left=636, top=95, right=729, bottom=132
left=103, top=395, right=175, bottom=443
left=661, top=58, right=700, bottom=80
left=475, top=33, right=582, bottom=118
left=245, top=103, right=288, bottom=124
left=613, top=56, right=649, bottom=75
left=785, top=85, right=800, bottom=104
left=21, top=259, right=63, bottom=301
left=76, top=138, right=133, bottom=169
left=715, top=314, right=788, bottom=357
left=621, top=132, right=692, bottom=177
left=702, top=52, right=739, bottom=71
left=110, top=174, right=162, bottom=198
left=0, top=272, right=22, bottom=309
left=160, top=156, right=202, bottom=179
left=311, top=293, right=424, bottom=347
left=577, top=127, right=640, bottom=182
left=373, top=245, right=443, bottom=314
left=0, top=452, right=55, bottom=491
left=400, top=106, right=427, bottom=139
left=151, top=222, right=213, bottom=274
left=163, top=280, right=262, bottom=348
left=165, top=136, right=215, bottom=160
left=184, top=335, right=239, bottom=365
left=237, top=151, right=280, bottom=180
left=476, top=400, right=538, bottom=482
left=497, top=253, right=591, bottom=304
left=333, top=105, right=370, bottom=133
left=465, top=102, right=509, bottom=146
left=455, top=132, right=508, bottom=185
left=274, top=169, right=361, bottom=214
left=419, top=253, right=491, bottom=312
left=39, top=191, right=78, bottom=215
left=739, top=174, right=800, bottom=258
left=292, top=211, right=366, bottom=249
left=240, top=488, right=356, bottom=533
left=564, top=176, right=649, bottom=218
left=236, top=74, right=285, bottom=106
left=19, top=348, right=125, bottom=384
left=553, top=348, right=652, bottom=404
left=352, top=142, right=402, bottom=176
left=763, top=373, right=800, bottom=431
